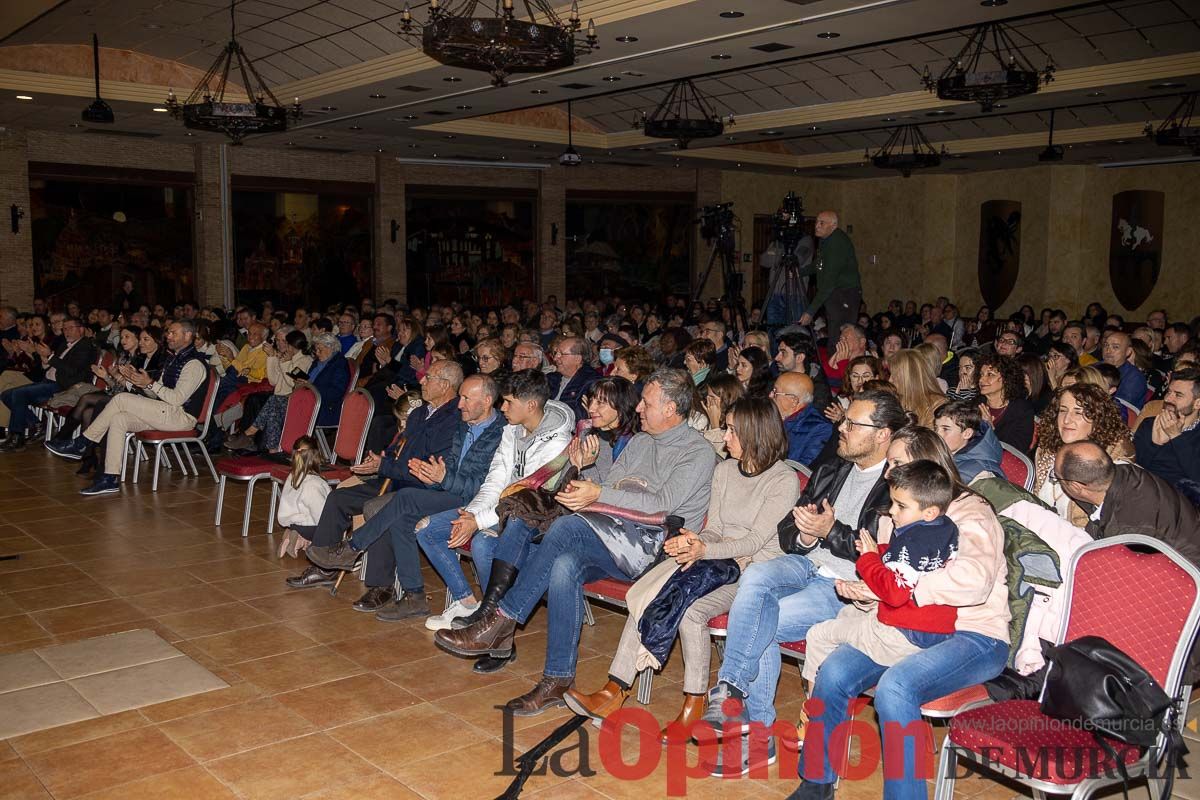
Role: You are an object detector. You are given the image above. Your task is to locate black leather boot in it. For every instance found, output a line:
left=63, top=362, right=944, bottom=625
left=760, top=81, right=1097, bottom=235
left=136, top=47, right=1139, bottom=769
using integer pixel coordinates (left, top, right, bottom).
left=452, top=560, right=518, bottom=630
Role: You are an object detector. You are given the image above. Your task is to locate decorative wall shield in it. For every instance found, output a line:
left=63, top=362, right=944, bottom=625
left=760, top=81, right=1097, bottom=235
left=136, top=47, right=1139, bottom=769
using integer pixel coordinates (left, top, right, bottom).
left=977, top=200, right=1022, bottom=309
left=1109, top=190, right=1164, bottom=310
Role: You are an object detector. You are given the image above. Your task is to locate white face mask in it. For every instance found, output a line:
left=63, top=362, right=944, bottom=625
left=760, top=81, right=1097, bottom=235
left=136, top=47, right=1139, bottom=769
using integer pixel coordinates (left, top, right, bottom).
left=599, top=348, right=615, bottom=366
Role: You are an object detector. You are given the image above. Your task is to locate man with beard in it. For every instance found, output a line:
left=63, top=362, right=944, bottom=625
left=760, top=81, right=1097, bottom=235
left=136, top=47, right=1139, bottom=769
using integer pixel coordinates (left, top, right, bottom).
left=1134, top=367, right=1200, bottom=489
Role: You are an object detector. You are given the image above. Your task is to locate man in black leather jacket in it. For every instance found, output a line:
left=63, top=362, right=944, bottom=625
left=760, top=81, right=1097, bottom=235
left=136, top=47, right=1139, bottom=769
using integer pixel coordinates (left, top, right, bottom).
left=699, top=389, right=908, bottom=768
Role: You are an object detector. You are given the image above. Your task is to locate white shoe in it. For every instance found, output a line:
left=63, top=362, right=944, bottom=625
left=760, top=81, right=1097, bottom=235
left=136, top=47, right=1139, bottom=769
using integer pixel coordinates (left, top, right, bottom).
left=424, top=597, right=480, bottom=631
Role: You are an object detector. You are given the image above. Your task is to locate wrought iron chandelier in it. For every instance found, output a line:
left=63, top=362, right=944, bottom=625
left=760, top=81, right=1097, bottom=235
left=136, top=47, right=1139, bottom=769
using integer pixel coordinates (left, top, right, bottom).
left=867, top=125, right=945, bottom=177
left=921, top=22, right=1055, bottom=113
left=1145, top=93, right=1200, bottom=155
left=633, top=79, right=734, bottom=149
left=164, top=0, right=301, bottom=144
left=399, top=0, right=597, bottom=87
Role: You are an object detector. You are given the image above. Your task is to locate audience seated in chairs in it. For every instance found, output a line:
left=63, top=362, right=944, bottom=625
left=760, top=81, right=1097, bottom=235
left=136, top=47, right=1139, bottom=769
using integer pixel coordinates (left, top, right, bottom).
left=1133, top=366, right=1200, bottom=489
left=770, top=371, right=834, bottom=467
left=435, top=368, right=717, bottom=717
left=45, top=320, right=209, bottom=496
left=217, top=326, right=310, bottom=445
left=565, top=397, right=799, bottom=746
left=0, top=317, right=97, bottom=452
left=305, top=371, right=507, bottom=621
left=975, top=351, right=1036, bottom=455
left=547, top=336, right=600, bottom=421
left=932, top=398, right=1003, bottom=483
left=0, top=314, right=52, bottom=434
left=283, top=360, right=462, bottom=607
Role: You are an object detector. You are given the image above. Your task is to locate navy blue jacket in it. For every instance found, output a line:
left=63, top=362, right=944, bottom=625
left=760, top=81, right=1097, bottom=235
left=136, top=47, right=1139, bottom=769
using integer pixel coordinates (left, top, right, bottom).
left=954, top=419, right=1004, bottom=483
left=431, top=412, right=507, bottom=500
left=309, top=351, right=351, bottom=427
left=638, top=559, right=741, bottom=663
left=1134, top=417, right=1200, bottom=489
left=378, top=397, right=460, bottom=488
left=391, top=337, right=427, bottom=389
left=783, top=403, right=834, bottom=466
left=548, top=364, right=600, bottom=421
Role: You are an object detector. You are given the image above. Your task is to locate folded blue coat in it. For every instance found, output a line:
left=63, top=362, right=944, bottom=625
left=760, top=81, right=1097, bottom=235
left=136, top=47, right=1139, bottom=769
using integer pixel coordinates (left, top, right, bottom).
left=637, top=559, right=741, bottom=665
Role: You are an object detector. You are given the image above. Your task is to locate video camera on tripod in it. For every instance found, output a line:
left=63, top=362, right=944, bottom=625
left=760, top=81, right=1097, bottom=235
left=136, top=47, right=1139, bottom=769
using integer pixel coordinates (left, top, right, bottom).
left=697, top=202, right=736, bottom=251
left=772, top=191, right=806, bottom=246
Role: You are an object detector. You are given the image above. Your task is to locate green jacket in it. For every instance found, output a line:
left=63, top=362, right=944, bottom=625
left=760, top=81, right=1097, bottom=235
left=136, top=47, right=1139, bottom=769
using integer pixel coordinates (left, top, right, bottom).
left=800, top=228, right=860, bottom=313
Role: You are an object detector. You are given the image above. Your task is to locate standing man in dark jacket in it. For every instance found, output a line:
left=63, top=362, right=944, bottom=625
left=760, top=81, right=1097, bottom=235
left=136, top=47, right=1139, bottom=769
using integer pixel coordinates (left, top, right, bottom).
left=1, top=316, right=97, bottom=452
left=547, top=337, right=599, bottom=421
left=798, top=211, right=861, bottom=338
left=700, top=389, right=907, bottom=766
left=285, top=359, right=464, bottom=599
left=307, top=372, right=506, bottom=621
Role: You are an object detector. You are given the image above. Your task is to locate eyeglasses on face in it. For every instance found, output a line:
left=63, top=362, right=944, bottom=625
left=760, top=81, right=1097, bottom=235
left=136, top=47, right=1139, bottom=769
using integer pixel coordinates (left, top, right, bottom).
left=840, top=418, right=884, bottom=430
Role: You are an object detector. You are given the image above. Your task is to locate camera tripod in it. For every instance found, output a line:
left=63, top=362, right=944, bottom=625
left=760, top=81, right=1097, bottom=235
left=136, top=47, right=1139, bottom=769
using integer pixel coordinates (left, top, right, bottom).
left=693, top=234, right=748, bottom=336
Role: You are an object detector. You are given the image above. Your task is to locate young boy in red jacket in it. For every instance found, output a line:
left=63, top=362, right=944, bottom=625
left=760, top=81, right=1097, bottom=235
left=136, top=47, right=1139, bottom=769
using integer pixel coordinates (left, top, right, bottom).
left=801, top=460, right=960, bottom=683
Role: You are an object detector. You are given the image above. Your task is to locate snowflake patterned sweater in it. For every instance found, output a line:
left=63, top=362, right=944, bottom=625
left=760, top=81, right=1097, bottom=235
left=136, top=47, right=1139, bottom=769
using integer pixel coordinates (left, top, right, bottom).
left=856, top=515, right=960, bottom=634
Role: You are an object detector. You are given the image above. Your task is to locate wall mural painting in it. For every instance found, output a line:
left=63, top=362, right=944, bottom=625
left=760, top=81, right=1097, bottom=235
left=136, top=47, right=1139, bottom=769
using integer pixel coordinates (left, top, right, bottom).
left=1109, top=189, right=1165, bottom=311
left=30, top=179, right=195, bottom=309
left=977, top=199, right=1022, bottom=310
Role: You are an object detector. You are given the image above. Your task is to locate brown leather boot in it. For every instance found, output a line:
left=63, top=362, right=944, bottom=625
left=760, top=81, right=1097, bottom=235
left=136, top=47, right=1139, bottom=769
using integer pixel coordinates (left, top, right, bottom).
left=506, top=674, right=574, bottom=717
left=433, top=606, right=516, bottom=658
left=563, top=680, right=630, bottom=722
left=660, top=692, right=707, bottom=742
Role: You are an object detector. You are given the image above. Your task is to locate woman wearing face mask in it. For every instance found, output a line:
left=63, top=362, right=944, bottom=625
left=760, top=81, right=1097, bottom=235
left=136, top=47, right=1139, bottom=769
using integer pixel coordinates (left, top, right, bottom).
left=595, top=335, right=625, bottom=376
left=682, top=339, right=717, bottom=391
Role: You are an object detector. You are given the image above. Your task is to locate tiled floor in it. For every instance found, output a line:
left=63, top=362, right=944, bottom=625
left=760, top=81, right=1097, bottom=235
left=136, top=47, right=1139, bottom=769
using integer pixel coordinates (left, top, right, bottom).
left=0, top=447, right=1189, bottom=798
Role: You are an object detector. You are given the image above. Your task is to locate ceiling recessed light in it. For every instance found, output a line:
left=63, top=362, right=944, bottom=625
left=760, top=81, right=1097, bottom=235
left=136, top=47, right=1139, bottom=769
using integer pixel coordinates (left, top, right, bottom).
left=69, top=122, right=82, bottom=128
left=286, top=141, right=294, bottom=146
left=808, top=125, right=820, bottom=131
left=735, top=162, right=742, bottom=167
left=377, top=147, right=384, bottom=152
left=760, top=130, right=780, bottom=135
left=185, top=132, right=194, bottom=136
left=369, top=93, right=386, bottom=99
left=823, top=165, right=835, bottom=170
left=725, top=136, right=736, bottom=141
left=710, top=53, right=732, bottom=60
left=408, top=143, right=420, bottom=148
left=602, top=76, right=621, bottom=82
left=1086, top=91, right=1105, bottom=97
left=16, top=95, right=32, bottom=101
left=349, top=125, right=362, bottom=130
left=926, top=109, right=955, bottom=116
left=531, top=88, right=548, bottom=94
left=882, top=117, right=897, bottom=122
left=320, top=105, right=337, bottom=111
left=443, top=76, right=462, bottom=82
left=314, top=135, right=327, bottom=140
left=529, top=143, right=539, bottom=148
left=456, top=104, right=472, bottom=110
left=816, top=32, right=840, bottom=39
left=144, top=22, right=162, bottom=29
left=152, top=107, right=168, bottom=112
left=614, top=35, right=638, bottom=43
left=404, top=114, right=419, bottom=120
left=719, top=10, right=744, bottom=18
left=980, top=0, right=1007, bottom=6
left=444, top=134, right=456, bottom=139
left=1149, top=81, right=1185, bottom=90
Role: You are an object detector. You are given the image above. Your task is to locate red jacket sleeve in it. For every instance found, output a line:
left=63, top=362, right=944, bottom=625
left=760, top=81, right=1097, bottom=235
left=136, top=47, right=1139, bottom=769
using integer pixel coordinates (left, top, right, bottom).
left=856, top=548, right=917, bottom=608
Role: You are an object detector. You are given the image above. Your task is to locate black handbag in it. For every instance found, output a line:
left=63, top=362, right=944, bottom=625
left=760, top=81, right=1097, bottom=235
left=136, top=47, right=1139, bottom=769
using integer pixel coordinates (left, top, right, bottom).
left=1039, top=635, right=1187, bottom=800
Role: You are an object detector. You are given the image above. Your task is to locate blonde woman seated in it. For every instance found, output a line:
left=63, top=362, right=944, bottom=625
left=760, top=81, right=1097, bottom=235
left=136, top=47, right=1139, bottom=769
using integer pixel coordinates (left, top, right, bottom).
left=886, top=348, right=946, bottom=428
left=564, top=396, right=799, bottom=738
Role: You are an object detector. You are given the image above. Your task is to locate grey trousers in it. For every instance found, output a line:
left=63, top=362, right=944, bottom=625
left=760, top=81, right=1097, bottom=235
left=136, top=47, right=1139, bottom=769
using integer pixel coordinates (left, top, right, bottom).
left=609, top=582, right=739, bottom=694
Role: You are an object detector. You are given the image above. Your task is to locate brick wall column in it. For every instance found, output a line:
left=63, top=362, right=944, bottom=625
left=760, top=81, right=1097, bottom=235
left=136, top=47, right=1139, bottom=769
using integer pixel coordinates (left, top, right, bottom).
left=192, top=143, right=227, bottom=307
left=376, top=156, right=406, bottom=304
left=0, top=130, right=34, bottom=308
left=538, top=166, right=566, bottom=302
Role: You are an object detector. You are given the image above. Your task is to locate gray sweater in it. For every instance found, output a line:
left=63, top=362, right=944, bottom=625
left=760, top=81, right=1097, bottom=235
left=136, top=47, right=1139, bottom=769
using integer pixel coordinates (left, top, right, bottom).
left=597, top=421, right=718, bottom=531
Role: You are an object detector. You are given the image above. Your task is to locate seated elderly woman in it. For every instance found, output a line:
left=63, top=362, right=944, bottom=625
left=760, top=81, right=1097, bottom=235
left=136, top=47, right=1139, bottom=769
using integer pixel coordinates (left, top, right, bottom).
left=1031, top=382, right=1134, bottom=527
left=564, top=397, right=798, bottom=738
left=791, top=428, right=1010, bottom=800
left=226, top=331, right=348, bottom=453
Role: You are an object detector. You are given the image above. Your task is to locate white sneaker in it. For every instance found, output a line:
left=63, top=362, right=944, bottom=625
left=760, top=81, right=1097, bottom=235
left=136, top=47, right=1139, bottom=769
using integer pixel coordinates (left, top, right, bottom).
left=425, top=597, right=479, bottom=631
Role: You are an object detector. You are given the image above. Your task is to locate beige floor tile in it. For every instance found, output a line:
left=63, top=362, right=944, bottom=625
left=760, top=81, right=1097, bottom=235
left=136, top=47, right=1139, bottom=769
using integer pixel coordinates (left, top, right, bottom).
left=299, top=773, right=424, bottom=799
left=24, top=726, right=195, bottom=799
left=159, top=697, right=318, bottom=761
left=31, top=598, right=148, bottom=635
left=0, top=614, right=48, bottom=647
left=76, top=765, right=238, bottom=800
left=0, top=649, right=59, bottom=692
left=69, top=655, right=228, bottom=715
left=154, top=602, right=277, bottom=639
left=205, top=733, right=377, bottom=800
left=125, top=584, right=240, bottom=616
left=184, top=623, right=317, bottom=666
left=329, top=703, right=493, bottom=770
left=138, top=681, right=264, bottom=724
left=0, top=681, right=99, bottom=740
left=229, top=645, right=364, bottom=694
left=36, top=629, right=182, bottom=679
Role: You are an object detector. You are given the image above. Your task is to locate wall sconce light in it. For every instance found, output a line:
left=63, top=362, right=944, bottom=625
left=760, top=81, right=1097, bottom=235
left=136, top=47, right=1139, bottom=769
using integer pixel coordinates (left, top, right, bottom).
left=551, top=222, right=558, bottom=245
left=390, top=219, right=400, bottom=243
left=10, top=205, right=24, bottom=234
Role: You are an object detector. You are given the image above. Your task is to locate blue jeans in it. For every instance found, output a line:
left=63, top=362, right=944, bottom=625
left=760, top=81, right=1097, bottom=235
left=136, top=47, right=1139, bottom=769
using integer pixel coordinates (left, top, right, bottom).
left=350, top=487, right=462, bottom=593
left=802, top=631, right=1008, bottom=800
left=3, top=380, right=57, bottom=434
left=417, top=508, right=485, bottom=602
left=717, top=554, right=846, bottom=726
left=498, top=514, right=623, bottom=678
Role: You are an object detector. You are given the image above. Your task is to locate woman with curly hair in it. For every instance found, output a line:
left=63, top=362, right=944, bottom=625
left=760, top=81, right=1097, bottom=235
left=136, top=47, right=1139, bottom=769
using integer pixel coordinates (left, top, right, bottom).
left=885, top=349, right=945, bottom=428
left=1032, top=383, right=1135, bottom=526
left=976, top=351, right=1035, bottom=455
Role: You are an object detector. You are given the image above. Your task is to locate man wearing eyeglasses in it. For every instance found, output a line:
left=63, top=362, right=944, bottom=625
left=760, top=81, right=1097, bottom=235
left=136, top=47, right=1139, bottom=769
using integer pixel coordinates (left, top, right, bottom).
left=284, top=360, right=463, bottom=601
left=701, top=389, right=906, bottom=751
left=770, top=372, right=833, bottom=467
left=546, top=336, right=599, bottom=422
left=994, top=332, right=1023, bottom=358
